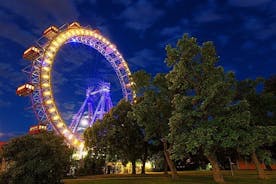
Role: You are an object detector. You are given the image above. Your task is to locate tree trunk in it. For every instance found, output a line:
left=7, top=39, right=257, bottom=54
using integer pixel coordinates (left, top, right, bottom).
left=141, top=159, right=146, bottom=175
left=251, top=151, right=267, bottom=179
left=141, top=142, right=148, bottom=174
left=131, top=160, right=136, bottom=174
left=162, top=139, right=178, bottom=180
left=207, top=152, right=224, bottom=183
left=164, top=153, right=168, bottom=174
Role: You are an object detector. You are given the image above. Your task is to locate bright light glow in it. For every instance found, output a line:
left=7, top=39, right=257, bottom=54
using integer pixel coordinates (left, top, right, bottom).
left=43, top=91, right=51, bottom=96
left=52, top=115, right=59, bottom=120
left=66, top=31, right=72, bottom=37
left=42, top=66, right=50, bottom=72
left=42, top=74, right=50, bottom=79
left=48, top=107, right=55, bottom=113
left=68, top=134, right=73, bottom=140
left=42, top=83, right=50, bottom=87
left=56, top=37, right=65, bottom=44
left=79, top=142, right=84, bottom=149
left=45, top=99, right=53, bottom=105
left=57, top=122, right=63, bottom=128
left=145, top=161, right=152, bottom=169
left=62, top=129, right=68, bottom=134
left=49, top=47, right=57, bottom=53
left=46, top=52, right=53, bottom=58
left=52, top=41, right=58, bottom=46
left=80, top=118, right=89, bottom=126
left=44, top=58, right=52, bottom=64
left=73, top=139, right=79, bottom=145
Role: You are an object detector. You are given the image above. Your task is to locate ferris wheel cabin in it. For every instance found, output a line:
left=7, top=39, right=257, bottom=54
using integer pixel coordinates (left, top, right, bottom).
left=93, top=29, right=101, bottom=34
left=16, top=83, right=35, bottom=96
left=23, top=46, right=40, bottom=61
left=68, top=22, right=81, bottom=29
left=43, top=26, right=59, bottom=40
left=29, top=124, right=47, bottom=135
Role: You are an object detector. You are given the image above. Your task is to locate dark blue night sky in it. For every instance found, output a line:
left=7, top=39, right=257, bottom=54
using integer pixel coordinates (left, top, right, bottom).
left=0, top=0, right=275, bottom=140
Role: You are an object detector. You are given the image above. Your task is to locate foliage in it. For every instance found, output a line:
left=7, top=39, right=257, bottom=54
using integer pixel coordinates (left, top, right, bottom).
left=235, top=79, right=276, bottom=154
left=166, top=34, right=250, bottom=156
left=131, top=71, right=178, bottom=178
left=131, top=71, right=171, bottom=140
left=77, top=153, right=105, bottom=176
left=0, top=132, right=73, bottom=184
left=165, top=34, right=252, bottom=182
left=84, top=100, right=145, bottom=174
left=264, top=75, right=276, bottom=95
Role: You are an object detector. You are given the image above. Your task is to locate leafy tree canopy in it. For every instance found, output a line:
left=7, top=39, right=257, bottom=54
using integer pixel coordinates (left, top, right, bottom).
left=84, top=100, right=145, bottom=174
left=0, top=132, right=73, bottom=184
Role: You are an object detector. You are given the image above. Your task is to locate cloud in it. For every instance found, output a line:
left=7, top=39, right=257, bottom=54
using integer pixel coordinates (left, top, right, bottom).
left=128, top=48, right=161, bottom=69
left=0, top=131, right=25, bottom=140
left=158, top=18, right=195, bottom=48
left=63, top=103, right=76, bottom=111
left=0, top=63, right=25, bottom=90
left=193, top=0, right=224, bottom=23
left=0, top=13, right=36, bottom=46
left=195, top=11, right=222, bottom=23
left=118, top=0, right=164, bottom=32
left=160, top=26, right=182, bottom=37
left=228, top=0, right=271, bottom=7
left=242, top=17, right=276, bottom=40
left=0, top=0, right=79, bottom=47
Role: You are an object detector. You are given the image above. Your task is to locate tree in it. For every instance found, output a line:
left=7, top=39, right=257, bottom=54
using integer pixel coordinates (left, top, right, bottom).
left=264, top=75, right=276, bottom=95
left=0, top=132, right=73, bottom=184
left=131, top=71, right=178, bottom=179
left=165, top=34, right=250, bottom=183
left=85, top=100, right=145, bottom=174
left=236, top=78, right=276, bottom=179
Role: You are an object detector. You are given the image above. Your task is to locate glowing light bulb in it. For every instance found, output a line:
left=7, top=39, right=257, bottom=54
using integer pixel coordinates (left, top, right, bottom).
left=73, top=139, right=78, bottom=145
left=62, top=129, right=68, bottom=134
left=42, top=83, right=50, bottom=87
left=46, top=52, right=53, bottom=58
left=48, top=107, right=55, bottom=113
left=44, top=59, right=52, bottom=64
left=42, top=67, right=50, bottom=72
left=43, top=91, right=51, bottom=96
left=80, top=118, right=89, bottom=126
left=45, top=99, right=53, bottom=104
left=42, top=74, right=50, bottom=79
left=52, top=41, right=58, bottom=46
left=52, top=115, right=59, bottom=120
left=57, top=122, right=63, bottom=128
left=68, top=134, right=73, bottom=140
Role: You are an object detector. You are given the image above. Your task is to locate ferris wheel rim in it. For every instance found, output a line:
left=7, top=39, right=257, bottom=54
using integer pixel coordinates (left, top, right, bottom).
left=31, top=25, right=136, bottom=149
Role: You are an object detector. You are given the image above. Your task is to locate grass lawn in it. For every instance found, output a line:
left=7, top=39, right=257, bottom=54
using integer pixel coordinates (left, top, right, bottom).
left=64, top=170, right=276, bottom=184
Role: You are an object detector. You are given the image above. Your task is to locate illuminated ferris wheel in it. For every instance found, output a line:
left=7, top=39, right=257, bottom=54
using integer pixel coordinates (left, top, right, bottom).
left=16, top=22, right=136, bottom=149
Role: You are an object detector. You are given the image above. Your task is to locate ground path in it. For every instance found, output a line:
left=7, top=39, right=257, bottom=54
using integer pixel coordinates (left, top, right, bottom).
left=64, top=170, right=276, bottom=184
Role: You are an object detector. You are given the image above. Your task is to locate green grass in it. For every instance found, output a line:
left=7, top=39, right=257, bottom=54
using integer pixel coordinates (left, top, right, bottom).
left=64, top=170, right=276, bottom=184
